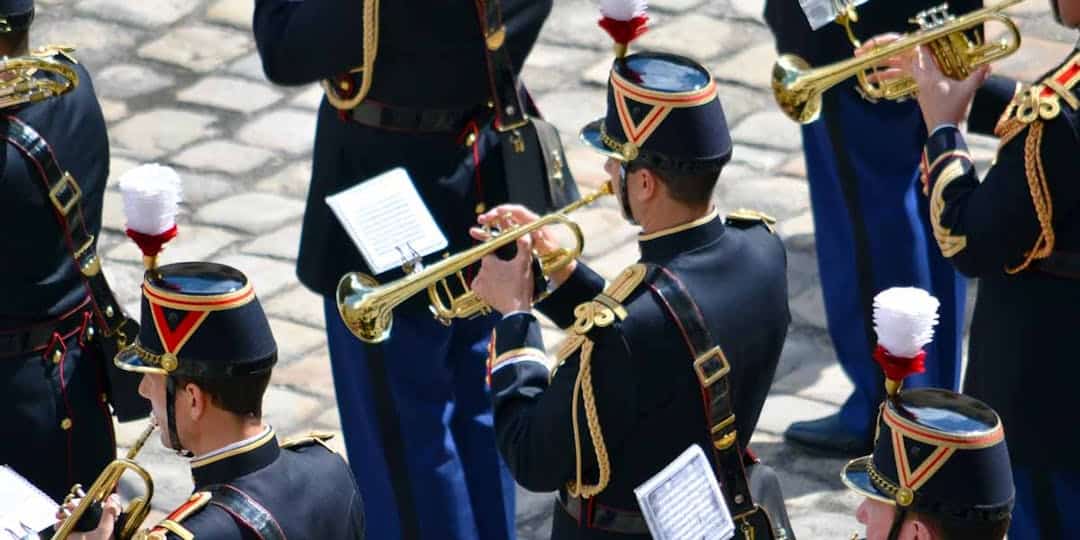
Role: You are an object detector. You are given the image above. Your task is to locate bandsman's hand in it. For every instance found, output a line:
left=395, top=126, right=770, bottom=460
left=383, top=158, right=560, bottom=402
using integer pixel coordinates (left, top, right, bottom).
left=54, top=493, right=122, bottom=540
left=470, top=204, right=577, bottom=287
left=471, top=235, right=535, bottom=315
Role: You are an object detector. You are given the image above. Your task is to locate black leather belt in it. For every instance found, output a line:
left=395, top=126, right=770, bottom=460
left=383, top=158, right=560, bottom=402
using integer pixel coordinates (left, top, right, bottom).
left=558, top=492, right=649, bottom=535
left=348, top=100, right=486, bottom=134
left=0, top=296, right=92, bottom=358
left=1034, top=251, right=1080, bottom=280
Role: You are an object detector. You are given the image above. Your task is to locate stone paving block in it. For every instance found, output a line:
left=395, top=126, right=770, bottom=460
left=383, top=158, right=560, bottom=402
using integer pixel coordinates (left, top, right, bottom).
left=794, top=363, right=853, bottom=407
left=993, top=34, right=1075, bottom=82
left=100, top=192, right=125, bottom=232
left=778, top=211, right=816, bottom=253
left=650, top=0, right=705, bottom=10
left=581, top=57, right=612, bottom=87
left=715, top=83, right=773, bottom=125
left=535, top=89, right=606, bottom=139
left=176, top=170, right=235, bottom=206
left=731, top=145, right=788, bottom=172
left=723, top=177, right=810, bottom=220
left=778, top=155, right=807, bottom=178
left=242, top=222, right=302, bottom=260
left=565, top=146, right=609, bottom=191
left=784, top=248, right=820, bottom=298
left=538, top=0, right=615, bottom=50
left=576, top=207, right=638, bottom=259
left=35, top=18, right=139, bottom=68
left=754, top=394, right=839, bottom=436
left=96, top=63, right=175, bottom=99
left=290, top=85, right=325, bottom=110
left=314, top=409, right=341, bottom=430
left=110, top=108, right=219, bottom=159
left=107, top=224, right=240, bottom=265
left=637, top=14, right=757, bottom=59
left=237, top=109, right=317, bottom=155
left=76, top=0, right=197, bottom=27
left=215, top=254, right=298, bottom=298
left=263, top=386, right=322, bottom=434
left=177, top=76, right=283, bottom=113
left=265, top=285, right=325, bottom=328
left=195, top=192, right=305, bottom=234
left=731, top=0, right=766, bottom=22
left=586, top=240, right=640, bottom=282
left=228, top=52, right=268, bottom=81
left=207, top=0, right=254, bottom=29
left=106, top=156, right=139, bottom=190
left=719, top=163, right=757, bottom=181
left=790, top=285, right=828, bottom=332
left=98, top=98, right=129, bottom=124
left=100, top=262, right=147, bottom=316
left=171, top=139, right=275, bottom=175
left=255, top=161, right=313, bottom=199
left=713, top=42, right=775, bottom=89
left=732, top=111, right=803, bottom=151
left=273, top=347, right=336, bottom=399
left=138, top=24, right=251, bottom=72
left=269, top=317, right=327, bottom=363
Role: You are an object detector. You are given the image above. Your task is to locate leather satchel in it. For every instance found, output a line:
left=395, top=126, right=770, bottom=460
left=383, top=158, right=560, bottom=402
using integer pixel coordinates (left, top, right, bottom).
left=473, top=0, right=580, bottom=213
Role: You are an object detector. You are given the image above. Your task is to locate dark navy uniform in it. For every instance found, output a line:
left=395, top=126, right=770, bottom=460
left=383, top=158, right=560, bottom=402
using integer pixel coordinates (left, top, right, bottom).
left=764, top=0, right=980, bottom=456
left=252, top=2, right=552, bottom=538
left=0, top=1, right=117, bottom=501
left=113, top=262, right=365, bottom=538
left=921, top=48, right=1080, bottom=540
left=486, top=53, right=790, bottom=539
left=143, top=430, right=364, bottom=539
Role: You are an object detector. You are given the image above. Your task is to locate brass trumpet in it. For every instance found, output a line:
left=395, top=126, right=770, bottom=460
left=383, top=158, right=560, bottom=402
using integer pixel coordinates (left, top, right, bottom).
left=772, top=0, right=1023, bottom=124
left=52, top=424, right=156, bottom=540
left=337, top=182, right=613, bottom=343
left=0, top=50, right=79, bottom=111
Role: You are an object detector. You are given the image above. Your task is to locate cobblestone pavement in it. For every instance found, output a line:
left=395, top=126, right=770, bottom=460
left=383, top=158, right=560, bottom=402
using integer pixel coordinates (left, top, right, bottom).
left=34, top=0, right=1072, bottom=536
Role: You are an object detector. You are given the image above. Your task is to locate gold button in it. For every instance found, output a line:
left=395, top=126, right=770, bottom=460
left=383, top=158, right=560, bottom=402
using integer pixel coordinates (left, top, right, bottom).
left=340, top=80, right=351, bottom=91
left=52, top=349, right=63, bottom=364
left=101, top=393, right=108, bottom=403
left=104, top=305, right=115, bottom=318
left=85, top=325, right=94, bottom=342
left=475, top=203, right=486, bottom=214
left=61, top=418, right=72, bottom=430
left=464, top=132, right=477, bottom=147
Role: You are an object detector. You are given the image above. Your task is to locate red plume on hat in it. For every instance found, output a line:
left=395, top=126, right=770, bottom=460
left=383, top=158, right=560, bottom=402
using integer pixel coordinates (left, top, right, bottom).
left=871, top=287, right=940, bottom=397
left=599, top=0, right=649, bottom=59
left=119, top=164, right=183, bottom=271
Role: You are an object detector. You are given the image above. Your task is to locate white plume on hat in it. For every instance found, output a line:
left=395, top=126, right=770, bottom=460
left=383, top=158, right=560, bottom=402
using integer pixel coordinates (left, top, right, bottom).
left=600, top=0, right=647, bottom=20
left=119, top=164, right=183, bottom=236
left=872, top=287, right=940, bottom=358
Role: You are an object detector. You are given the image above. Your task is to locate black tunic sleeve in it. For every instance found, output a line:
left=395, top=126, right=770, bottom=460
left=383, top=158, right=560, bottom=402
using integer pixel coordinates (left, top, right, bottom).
left=253, top=0, right=366, bottom=85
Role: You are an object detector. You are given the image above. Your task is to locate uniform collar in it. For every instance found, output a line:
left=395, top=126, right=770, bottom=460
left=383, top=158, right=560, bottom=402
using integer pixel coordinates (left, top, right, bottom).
left=638, top=210, right=724, bottom=262
left=190, top=426, right=278, bottom=489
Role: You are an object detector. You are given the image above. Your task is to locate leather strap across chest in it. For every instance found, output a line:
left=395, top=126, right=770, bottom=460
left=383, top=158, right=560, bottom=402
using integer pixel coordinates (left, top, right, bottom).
left=643, top=264, right=757, bottom=518
left=209, top=484, right=287, bottom=540
left=472, top=0, right=528, bottom=130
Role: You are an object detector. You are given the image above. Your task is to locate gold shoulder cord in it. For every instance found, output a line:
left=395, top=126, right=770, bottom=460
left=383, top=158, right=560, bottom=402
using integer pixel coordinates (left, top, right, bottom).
left=1006, top=120, right=1055, bottom=274
left=321, top=0, right=379, bottom=109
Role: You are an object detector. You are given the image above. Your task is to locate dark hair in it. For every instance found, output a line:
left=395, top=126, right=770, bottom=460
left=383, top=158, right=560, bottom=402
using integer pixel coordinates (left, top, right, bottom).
left=915, top=512, right=1011, bottom=540
left=0, top=30, right=28, bottom=56
left=627, top=155, right=727, bottom=206
left=174, top=371, right=272, bottom=418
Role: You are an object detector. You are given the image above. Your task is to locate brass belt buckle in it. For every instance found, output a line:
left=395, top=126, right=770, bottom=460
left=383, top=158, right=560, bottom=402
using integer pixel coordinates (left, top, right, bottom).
left=693, top=345, right=730, bottom=387
left=48, top=171, right=81, bottom=217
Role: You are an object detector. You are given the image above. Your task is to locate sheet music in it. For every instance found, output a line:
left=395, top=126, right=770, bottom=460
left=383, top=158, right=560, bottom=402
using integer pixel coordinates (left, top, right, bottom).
left=799, top=0, right=870, bottom=30
left=0, top=466, right=59, bottom=538
left=634, top=444, right=735, bottom=540
left=326, top=167, right=448, bottom=275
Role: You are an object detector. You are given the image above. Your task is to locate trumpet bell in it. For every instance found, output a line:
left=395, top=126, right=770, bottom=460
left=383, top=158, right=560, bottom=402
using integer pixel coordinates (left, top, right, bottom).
left=771, top=54, right=822, bottom=124
left=336, top=272, right=392, bottom=344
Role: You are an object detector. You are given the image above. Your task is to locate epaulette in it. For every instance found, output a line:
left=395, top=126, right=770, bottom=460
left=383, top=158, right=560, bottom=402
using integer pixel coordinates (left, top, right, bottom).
left=281, top=431, right=338, bottom=454
left=724, top=209, right=776, bottom=233
left=997, top=50, right=1080, bottom=137
left=29, top=44, right=78, bottom=64
left=146, top=492, right=211, bottom=540
left=555, top=264, right=647, bottom=363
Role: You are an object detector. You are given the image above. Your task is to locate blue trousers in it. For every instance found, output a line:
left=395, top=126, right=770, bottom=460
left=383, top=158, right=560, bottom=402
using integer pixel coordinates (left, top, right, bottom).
left=1009, top=468, right=1080, bottom=539
left=324, top=299, right=516, bottom=540
left=801, top=89, right=965, bottom=436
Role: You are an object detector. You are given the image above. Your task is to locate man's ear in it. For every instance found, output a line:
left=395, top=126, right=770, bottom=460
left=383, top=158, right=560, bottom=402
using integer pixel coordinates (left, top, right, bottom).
left=906, top=515, right=937, bottom=540
left=183, top=382, right=208, bottom=422
left=636, top=167, right=661, bottom=201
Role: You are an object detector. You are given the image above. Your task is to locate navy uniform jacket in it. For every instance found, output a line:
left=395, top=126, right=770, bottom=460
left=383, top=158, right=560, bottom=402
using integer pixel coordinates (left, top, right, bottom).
left=0, top=59, right=108, bottom=323
left=763, top=0, right=982, bottom=66
left=922, top=50, right=1080, bottom=467
left=252, top=0, right=552, bottom=297
left=488, top=214, right=790, bottom=539
left=146, top=430, right=364, bottom=538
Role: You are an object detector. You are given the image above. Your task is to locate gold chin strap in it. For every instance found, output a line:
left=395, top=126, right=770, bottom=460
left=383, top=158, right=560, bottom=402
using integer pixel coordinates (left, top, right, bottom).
left=321, top=0, right=379, bottom=110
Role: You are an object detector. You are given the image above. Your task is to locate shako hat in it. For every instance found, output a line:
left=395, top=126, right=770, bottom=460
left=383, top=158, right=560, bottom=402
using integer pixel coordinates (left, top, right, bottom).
left=115, top=262, right=277, bottom=379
